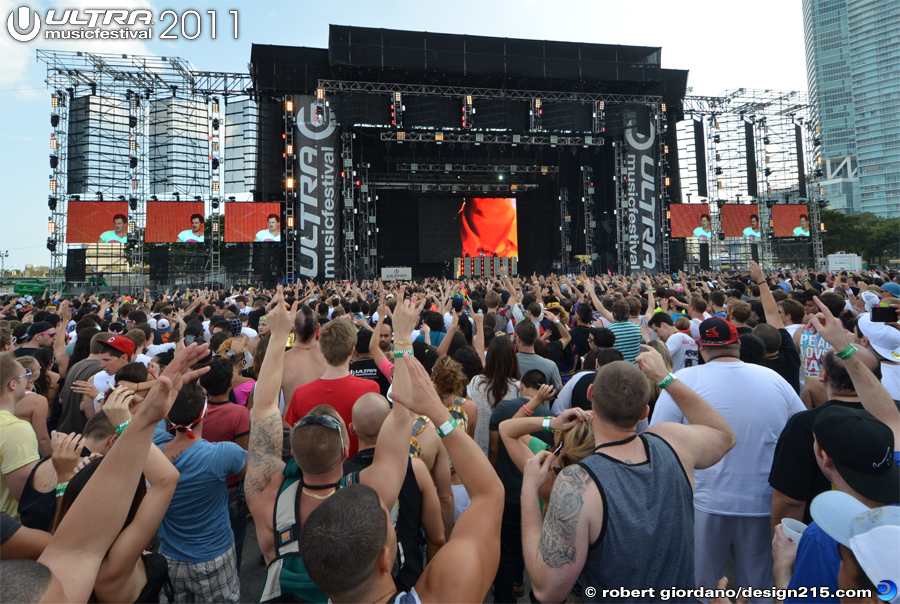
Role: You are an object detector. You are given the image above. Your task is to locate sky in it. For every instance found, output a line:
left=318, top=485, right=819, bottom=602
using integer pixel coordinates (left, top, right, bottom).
left=0, top=0, right=810, bottom=270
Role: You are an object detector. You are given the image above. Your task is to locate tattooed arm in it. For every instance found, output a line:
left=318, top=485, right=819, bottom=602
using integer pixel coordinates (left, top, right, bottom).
left=246, top=286, right=295, bottom=564
left=522, top=462, right=597, bottom=603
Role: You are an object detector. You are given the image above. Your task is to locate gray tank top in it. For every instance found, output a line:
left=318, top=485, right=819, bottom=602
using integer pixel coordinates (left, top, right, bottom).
left=577, top=433, right=694, bottom=603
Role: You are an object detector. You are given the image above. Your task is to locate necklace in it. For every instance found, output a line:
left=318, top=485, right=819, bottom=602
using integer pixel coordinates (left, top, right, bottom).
left=301, top=487, right=336, bottom=500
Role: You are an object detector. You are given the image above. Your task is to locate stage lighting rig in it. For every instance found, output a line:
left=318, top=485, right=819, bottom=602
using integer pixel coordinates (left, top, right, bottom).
left=129, top=197, right=138, bottom=211
left=96, top=192, right=103, bottom=201
left=173, top=192, right=181, bottom=201
left=48, top=196, right=57, bottom=211
left=69, top=194, right=80, bottom=202
left=46, top=238, right=56, bottom=252
left=150, top=195, right=158, bottom=202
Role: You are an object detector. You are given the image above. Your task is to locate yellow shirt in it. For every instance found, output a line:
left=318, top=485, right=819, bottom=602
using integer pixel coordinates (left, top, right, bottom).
left=0, top=410, right=40, bottom=520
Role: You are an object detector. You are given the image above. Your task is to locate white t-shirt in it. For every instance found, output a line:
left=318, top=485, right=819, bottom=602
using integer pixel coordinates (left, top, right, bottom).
left=880, top=362, right=900, bottom=401
left=177, top=230, right=204, bottom=243
left=666, top=332, right=699, bottom=372
left=785, top=324, right=803, bottom=338
left=651, top=361, right=805, bottom=516
left=254, top=229, right=281, bottom=242
left=92, top=371, right=116, bottom=410
left=241, top=327, right=258, bottom=339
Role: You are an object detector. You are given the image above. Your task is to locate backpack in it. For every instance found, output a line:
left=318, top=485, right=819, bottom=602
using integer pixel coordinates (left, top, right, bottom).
left=259, top=458, right=359, bottom=603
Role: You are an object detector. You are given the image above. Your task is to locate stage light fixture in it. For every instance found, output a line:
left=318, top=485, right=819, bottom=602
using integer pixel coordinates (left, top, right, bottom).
left=129, top=116, right=138, bottom=128
left=598, top=101, right=605, bottom=111
left=212, top=99, right=219, bottom=113
left=49, top=179, right=57, bottom=192
left=286, top=99, right=293, bottom=112
left=128, top=221, right=135, bottom=233
left=173, top=192, right=180, bottom=201
left=117, top=195, right=125, bottom=201
left=69, top=194, right=80, bottom=201
left=819, top=187, right=824, bottom=195
left=764, top=168, right=772, bottom=177
left=663, top=145, right=669, bottom=154
left=212, top=220, right=219, bottom=234
left=129, top=197, right=138, bottom=211
left=48, top=196, right=57, bottom=211
left=212, top=141, right=219, bottom=153
left=52, top=96, right=59, bottom=108
left=665, top=177, right=671, bottom=186
left=286, top=177, right=294, bottom=189
left=228, top=196, right=236, bottom=202
left=50, top=155, right=58, bottom=169
left=48, top=221, right=56, bottom=234
left=534, top=99, right=541, bottom=109
left=713, top=135, right=720, bottom=143
left=717, top=232, right=725, bottom=241
left=466, top=95, right=472, bottom=105
left=813, top=138, right=821, bottom=146
left=660, top=103, right=666, bottom=113
left=715, top=167, right=723, bottom=175
left=130, top=157, right=138, bottom=169
left=287, top=216, right=295, bottom=228
left=212, top=118, right=220, bottom=130
left=820, top=222, right=826, bottom=231
left=132, top=180, right=138, bottom=190
left=50, top=137, right=57, bottom=150
left=130, top=140, right=137, bottom=151
left=435, top=133, right=444, bottom=142
left=212, top=182, right=219, bottom=192
left=46, top=238, right=56, bottom=252
left=212, top=158, right=220, bottom=170
left=314, top=107, right=324, bottom=121
left=51, top=114, right=60, bottom=128
left=96, top=192, right=103, bottom=201
left=763, top=137, right=770, bottom=145
left=193, top=196, right=202, bottom=202
left=316, top=88, right=325, bottom=101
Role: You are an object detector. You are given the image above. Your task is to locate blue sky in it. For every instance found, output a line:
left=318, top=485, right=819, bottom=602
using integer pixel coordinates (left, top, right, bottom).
left=0, top=0, right=808, bottom=269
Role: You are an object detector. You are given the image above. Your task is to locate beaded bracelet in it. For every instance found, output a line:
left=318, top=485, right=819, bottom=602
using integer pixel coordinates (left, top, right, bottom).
left=658, top=373, right=677, bottom=389
left=520, top=405, right=534, bottom=417
left=56, top=482, right=68, bottom=498
left=835, top=344, right=857, bottom=360
left=115, top=420, right=131, bottom=436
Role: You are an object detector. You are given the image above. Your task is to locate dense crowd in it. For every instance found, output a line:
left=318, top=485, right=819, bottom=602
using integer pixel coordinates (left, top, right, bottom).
left=0, top=265, right=898, bottom=604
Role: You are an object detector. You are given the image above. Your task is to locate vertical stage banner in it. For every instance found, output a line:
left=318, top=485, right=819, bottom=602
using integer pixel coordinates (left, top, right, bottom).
left=624, top=106, right=661, bottom=274
left=295, top=96, right=339, bottom=279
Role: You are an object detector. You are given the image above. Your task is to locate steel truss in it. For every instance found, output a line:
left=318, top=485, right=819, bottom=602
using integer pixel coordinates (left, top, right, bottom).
left=676, top=89, right=814, bottom=270
left=284, top=95, right=297, bottom=282
left=582, top=166, right=598, bottom=275
left=341, top=132, right=356, bottom=279
left=390, top=162, right=558, bottom=175
left=379, top=131, right=604, bottom=147
left=658, top=111, right=670, bottom=273
left=560, top=188, right=571, bottom=274
left=39, top=50, right=252, bottom=288
left=614, top=143, right=628, bottom=273
left=318, top=79, right=662, bottom=107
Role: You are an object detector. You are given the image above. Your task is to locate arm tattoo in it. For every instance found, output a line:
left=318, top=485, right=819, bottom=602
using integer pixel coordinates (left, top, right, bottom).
left=245, top=412, right=284, bottom=505
left=540, top=465, right=589, bottom=568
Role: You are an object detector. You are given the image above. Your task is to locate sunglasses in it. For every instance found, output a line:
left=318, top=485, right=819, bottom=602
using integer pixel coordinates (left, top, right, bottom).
left=39, top=331, right=56, bottom=337
left=7, top=368, right=32, bottom=387
left=295, top=413, right=345, bottom=452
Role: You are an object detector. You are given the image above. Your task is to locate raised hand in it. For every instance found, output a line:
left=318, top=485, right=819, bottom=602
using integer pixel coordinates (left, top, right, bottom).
left=389, top=354, right=447, bottom=418
left=51, top=431, right=85, bottom=483
left=101, top=386, right=134, bottom=428
left=549, top=406, right=590, bottom=431
left=636, top=344, right=669, bottom=382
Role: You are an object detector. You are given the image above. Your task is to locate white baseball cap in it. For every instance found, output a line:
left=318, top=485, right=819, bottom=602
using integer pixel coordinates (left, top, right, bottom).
left=857, top=314, right=900, bottom=362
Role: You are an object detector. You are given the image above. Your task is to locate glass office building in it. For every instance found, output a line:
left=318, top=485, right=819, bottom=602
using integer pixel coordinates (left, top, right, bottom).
left=803, top=0, right=899, bottom=217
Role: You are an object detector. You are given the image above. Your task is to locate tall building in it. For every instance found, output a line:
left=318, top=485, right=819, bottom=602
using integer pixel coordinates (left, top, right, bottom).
left=802, top=0, right=900, bottom=217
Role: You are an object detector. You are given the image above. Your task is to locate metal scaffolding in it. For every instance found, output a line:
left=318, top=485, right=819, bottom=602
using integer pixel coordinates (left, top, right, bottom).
left=582, top=166, right=598, bottom=275
left=39, top=50, right=252, bottom=288
left=560, top=188, right=571, bottom=274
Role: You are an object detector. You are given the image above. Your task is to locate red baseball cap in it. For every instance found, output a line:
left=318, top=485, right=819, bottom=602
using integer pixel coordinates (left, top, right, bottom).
left=106, top=335, right=135, bottom=358
left=697, top=317, right=739, bottom=346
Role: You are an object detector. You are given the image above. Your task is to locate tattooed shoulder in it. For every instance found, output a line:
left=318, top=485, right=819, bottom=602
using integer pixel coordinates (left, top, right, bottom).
left=539, top=464, right=590, bottom=569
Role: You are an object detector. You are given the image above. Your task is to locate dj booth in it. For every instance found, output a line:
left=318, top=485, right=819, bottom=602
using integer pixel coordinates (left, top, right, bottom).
left=454, top=256, right=517, bottom=278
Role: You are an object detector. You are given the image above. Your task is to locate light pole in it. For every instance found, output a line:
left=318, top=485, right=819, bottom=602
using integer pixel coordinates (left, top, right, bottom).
left=0, top=251, right=8, bottom=280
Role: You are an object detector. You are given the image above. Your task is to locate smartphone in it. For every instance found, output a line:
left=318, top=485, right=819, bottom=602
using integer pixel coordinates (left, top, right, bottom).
left=871, top=306, right=899, bottom=323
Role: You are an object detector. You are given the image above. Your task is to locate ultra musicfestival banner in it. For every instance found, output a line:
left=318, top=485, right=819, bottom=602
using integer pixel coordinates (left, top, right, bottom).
left=623, top=106, right=662, bottom=275
left=294, top=95, right=339, bottom=280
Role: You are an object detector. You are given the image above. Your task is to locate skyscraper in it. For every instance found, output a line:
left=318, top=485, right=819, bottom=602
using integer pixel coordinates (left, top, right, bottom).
left=802, top=0, right=899, bottom=218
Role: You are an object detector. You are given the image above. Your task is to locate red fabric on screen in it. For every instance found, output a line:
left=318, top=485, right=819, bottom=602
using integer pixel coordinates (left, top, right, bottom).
left=66, top=202, right=128, bottom=243
left=284, top=375, right=379, bottom=457
left=459, top=198, right=518, bottom=257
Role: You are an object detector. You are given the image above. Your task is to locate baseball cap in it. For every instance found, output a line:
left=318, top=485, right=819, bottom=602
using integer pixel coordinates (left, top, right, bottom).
left=725, top=289, right=741, bottom=298
left=813, top=406, right=899, bottom=504
left=811, top=491, right=899, bottom=598
left=156, top=318, right=171, bottom=333
left=696, top=317, right=739, bottom=346
left=105, top=336, right=135, bottom=358
left=882, top=282, right=900, bottom=297
left=229, top=317, right=242, bottom=337
left=26, top=321, right=54, bottom=339
left=857, top=314, right=900, bottom=362
left=860, top=291, right=880, bottom=312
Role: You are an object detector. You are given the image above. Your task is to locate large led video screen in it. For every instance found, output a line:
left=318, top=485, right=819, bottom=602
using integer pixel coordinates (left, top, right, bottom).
left=669, top=204, right=711, bottom=238
left=721, top=204, right=761, bottom=238
left=772, top=205, right=811, bottom=237
left=66, top=201, right=129, bottom=244
left=418, top=198, right=518, bottom=263
left=145, top=202, right=206, bottom=243
left=225, top=202, right=282, bottom=242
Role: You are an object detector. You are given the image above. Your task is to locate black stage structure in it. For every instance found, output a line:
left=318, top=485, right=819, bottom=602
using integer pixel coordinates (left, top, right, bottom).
left=251, top=26, right=688, bottom=281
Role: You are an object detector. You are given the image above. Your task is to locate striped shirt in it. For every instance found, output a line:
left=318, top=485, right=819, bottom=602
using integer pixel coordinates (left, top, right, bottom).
left=607, top=320, right=644, bottom=364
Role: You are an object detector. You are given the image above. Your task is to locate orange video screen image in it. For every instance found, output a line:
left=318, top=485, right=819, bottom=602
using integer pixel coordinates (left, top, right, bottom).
left=66, top=202, right=129, bottom=244
left=772, top=205, right=811, bottom=237
left=720, top=205, right=761, bottom=238
left=669, top=204, right=711, bottom=238
left=458, top=198, right=519, bottom=257
left=145, top=202, right=206, bottom=243
left=224, top=202, right=282, bottom=242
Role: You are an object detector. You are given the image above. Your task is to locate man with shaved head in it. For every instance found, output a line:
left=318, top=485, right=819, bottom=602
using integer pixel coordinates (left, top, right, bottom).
left=345, top=392, right=446, bottom=591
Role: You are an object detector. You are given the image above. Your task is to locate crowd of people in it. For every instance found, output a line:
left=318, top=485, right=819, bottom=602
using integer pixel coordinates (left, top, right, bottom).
left=1, top=264, right=898, bottom=604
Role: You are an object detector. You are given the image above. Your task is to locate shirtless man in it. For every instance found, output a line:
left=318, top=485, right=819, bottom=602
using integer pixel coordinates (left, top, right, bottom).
left=281, top=305, right=328, bottom=403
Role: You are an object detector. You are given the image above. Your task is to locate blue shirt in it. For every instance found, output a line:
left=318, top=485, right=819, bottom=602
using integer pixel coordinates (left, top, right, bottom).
left=785, top=521, right=840, bottom=603
left=158, top=439, right=246, bottom=563
left=414, top=331, right=445, bottom=346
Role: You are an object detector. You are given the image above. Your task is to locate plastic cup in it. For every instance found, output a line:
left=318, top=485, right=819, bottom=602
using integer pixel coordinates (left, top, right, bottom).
left=781, top=518, right=808, bottom=545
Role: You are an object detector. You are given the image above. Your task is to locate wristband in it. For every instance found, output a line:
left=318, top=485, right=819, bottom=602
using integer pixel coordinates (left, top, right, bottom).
left=115, top=419, right=131, bottom=435
left=543, top=417, right=553, bottom=433
left=657, top=373, right=677, bottom=389
left=520, top=405, right=534, bottom=417
left=835, top=344, right=857, bottom=360
left=436, top=417, right=458, bottom=439
left=56, top=482, right=68, bottom=498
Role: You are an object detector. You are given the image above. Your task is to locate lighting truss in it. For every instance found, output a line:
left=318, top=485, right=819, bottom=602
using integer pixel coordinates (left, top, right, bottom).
left=390, top=162, right=558, bottom=175
left=379, top=131, right=605, bottom=147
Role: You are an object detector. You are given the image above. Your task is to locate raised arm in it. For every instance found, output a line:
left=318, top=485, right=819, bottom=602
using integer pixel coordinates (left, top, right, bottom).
left=749, top=261, right=784, bottom=329
left=473, top=312, right=486, bottom=365
left=368, top=302, right=391, bottom=370
left=436, top=311, right=459, bottom=358
left=393, top=354, right=504, bottom=603
left=38, top=343, right=209, bottom=604
left=246, top=286, right=294, bottom=520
